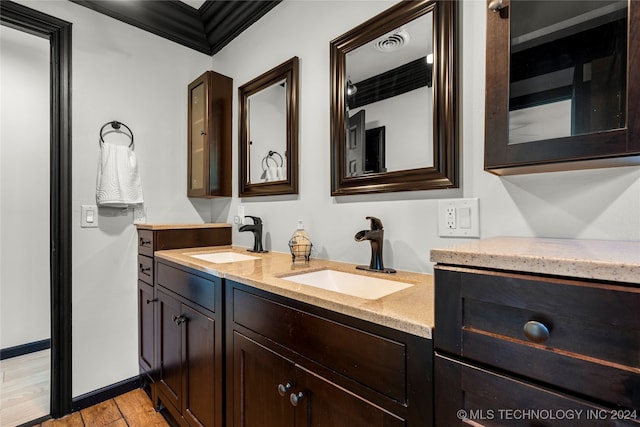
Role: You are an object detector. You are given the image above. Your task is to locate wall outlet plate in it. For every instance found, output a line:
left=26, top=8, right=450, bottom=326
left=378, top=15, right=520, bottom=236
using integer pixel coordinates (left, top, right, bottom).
left=438, top=198, right=480, bottom=237
left=133, top=206, right=146, bottom=224
left=81, top=204, right=99, bottom=228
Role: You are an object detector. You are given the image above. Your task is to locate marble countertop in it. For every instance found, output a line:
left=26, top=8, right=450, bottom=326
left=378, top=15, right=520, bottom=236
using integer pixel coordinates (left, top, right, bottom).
left=430, top=237, right=640, bottom=284
left=155, top=246, right=435, bottom=339
left=137, top=223, right=232, bottom=230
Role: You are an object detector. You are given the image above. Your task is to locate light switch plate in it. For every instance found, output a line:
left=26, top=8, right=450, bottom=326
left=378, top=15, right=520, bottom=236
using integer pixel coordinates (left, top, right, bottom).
left=81, top=204, right=98, bottom=228
left=438, top=198, right=479, bottom=237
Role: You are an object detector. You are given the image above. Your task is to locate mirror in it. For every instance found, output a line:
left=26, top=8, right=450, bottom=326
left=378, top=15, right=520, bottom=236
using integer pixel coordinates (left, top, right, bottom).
left=508, top=1, right=628, bottom=145
left=239, top=57, right=299, bottom=197
left=330, top=0, right=458, bottom=196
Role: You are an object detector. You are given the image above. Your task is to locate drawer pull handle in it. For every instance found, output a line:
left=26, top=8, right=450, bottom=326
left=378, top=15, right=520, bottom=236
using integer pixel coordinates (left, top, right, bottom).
left=146, top=298, right=157, bottom=304
left=140, top=238, right=151, bottom=247
left=172, top=315, right=187, bottom=325
left=523, top=320, right=550, bottom=343
left=277, top=383, right=292, bottom=397
left=289, top=391, right=304, bottom=406
left=139, top=265, right=151, bottom=273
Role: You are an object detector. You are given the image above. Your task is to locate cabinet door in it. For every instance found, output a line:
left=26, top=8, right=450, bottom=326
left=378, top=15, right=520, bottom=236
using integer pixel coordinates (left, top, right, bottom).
left=484, top=0, right=640, bottom=175
left=187, top=71, right=232, bottom=198
left=156, top=289, right=183, bottom=411
left=138, top=280, right=155, bottom=374
left=297, top=366, right=405, bottom=427
left=232, top=332, right=296, bottom=427
left=182, top=304, right=217, bottom=427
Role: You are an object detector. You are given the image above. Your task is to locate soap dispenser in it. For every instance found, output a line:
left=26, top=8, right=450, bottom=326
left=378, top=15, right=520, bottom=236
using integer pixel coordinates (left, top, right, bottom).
left=288, top=220, right=312, bottom=262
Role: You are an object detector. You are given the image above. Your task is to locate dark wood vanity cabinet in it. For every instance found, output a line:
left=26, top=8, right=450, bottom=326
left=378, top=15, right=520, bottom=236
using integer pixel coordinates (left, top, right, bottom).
left=187, top=71, right=232, bottom=198
left=155, top=259, right=224, bottom=427
left=484, top=0, right=640, bottom=175
left=135, top=225, right=231, bottom=415
left=434, top=266, right=640, bottom=426
left=226, top=280, right=434, bottom=427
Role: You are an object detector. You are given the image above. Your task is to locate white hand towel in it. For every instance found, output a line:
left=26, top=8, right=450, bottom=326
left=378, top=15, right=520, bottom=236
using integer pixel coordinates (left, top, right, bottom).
left=96, top=142, right=144, bottom=207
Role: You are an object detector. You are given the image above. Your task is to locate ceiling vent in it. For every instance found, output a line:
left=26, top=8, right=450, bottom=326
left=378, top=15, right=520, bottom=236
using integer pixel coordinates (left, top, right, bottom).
left=373, top=29, right=410, bottom=52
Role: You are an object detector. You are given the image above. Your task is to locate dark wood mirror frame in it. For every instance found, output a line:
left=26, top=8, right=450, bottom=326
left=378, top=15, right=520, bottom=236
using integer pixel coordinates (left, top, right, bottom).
left=239, top=56, right=299, bottom=197
left=484, top=0, right=640, bottom=175
left=330, top=0, right=458, bottom=196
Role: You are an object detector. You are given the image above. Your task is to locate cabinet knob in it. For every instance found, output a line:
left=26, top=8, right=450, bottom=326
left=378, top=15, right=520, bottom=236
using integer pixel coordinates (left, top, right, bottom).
left=523, top=320, right=550, bottom=343
left=146, top=298, right=157, bottom=304
left=289, top=392, right=304, bottom=406
left=201, top=130, right=207, bottom=136
left=172, top=315, right=187, bottom=325
left=488, top=0, right=503, bottom=12
left=277, top=383, right=292, bottom=397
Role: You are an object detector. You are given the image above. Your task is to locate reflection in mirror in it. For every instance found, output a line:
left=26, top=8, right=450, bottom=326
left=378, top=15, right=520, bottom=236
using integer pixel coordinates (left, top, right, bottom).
left=248, top=78, right=287, bottom=183
left=239, top=57, right=299, bottom=197
left=345, top=11, right=434, bottom=176
left=331, top=0, right=458, bottom=196
left=509, top=0, right=627, bottom=145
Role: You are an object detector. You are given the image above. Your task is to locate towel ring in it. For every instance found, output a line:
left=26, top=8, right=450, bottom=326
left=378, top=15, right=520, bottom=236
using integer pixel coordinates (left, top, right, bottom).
left=262, top=155, right=278, bottom=171
left=100, top=121, right=134, bottom=148
left=267, top=150, right=283, bottom=167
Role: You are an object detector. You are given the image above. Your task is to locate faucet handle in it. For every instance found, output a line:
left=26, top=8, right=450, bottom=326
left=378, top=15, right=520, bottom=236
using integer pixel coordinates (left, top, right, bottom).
left=365, top=216, right=383, bottom=230
left=244, top=215, right=263, bottom=225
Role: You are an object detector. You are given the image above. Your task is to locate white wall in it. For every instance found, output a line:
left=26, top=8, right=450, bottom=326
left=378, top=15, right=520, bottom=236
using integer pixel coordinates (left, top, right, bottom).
left=11, top=0, right=213, bottom=397
left=0, top=26, right=51, bottom=350
left=5, top=0, right=639, bottom=401
left=212, top=0, right=640, bottom=271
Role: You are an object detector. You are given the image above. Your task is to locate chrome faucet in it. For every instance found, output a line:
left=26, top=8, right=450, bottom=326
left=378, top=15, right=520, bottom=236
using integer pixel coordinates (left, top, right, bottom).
left=354, top=216, right=396, bottom=273
left=239, top=216, right=268, bottom=253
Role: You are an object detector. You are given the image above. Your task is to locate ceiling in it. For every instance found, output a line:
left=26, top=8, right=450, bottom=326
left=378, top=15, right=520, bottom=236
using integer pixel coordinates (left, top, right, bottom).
left=69, top=0, right=281, bottom=55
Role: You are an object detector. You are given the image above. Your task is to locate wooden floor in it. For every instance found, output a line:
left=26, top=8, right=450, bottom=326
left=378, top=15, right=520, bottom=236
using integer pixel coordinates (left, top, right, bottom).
left=33, top=389, right=168, bottom=427
left=0, top=348, right=167, bottom=427
left=0, top=349, right=50, bottom=427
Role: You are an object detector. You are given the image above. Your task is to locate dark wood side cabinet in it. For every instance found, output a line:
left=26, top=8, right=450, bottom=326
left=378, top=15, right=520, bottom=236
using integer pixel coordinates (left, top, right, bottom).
left=484, top=0, right=640, bottom=175
left=155, top=259, right=223, bottom=427
left=225, top=280, right=434, bottom=427
left=434, top=266, right=640, bottom=426
left=188, top=71, right=232, bottom=198
left=136, top=224, right=231, bottom=413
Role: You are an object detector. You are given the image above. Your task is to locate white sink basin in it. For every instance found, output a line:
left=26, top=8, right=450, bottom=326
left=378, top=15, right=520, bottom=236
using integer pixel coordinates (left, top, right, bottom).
left=186, top=251, right=259, bottom=264
left=281, top=269, right=412, bottom=300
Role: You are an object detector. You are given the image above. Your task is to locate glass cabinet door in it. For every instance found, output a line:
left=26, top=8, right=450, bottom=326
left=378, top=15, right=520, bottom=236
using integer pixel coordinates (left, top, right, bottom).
left=189, top=78, right=207, bottom=196
left=484, top=0, right=640, bottom=175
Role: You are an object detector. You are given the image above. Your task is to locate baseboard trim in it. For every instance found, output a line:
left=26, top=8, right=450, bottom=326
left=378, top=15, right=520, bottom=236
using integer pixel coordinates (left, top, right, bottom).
left=71, top=376, right=140, bottom=412
left=0, top=339, right=51, bottom=360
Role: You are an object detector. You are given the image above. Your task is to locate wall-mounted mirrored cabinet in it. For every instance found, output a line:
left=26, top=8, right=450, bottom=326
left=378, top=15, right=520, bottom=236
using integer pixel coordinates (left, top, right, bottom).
left=485, top=0, right=640, bottom=175
left=239, top=57, right=299, bottom=197
left=187, top=71, right=233, bottom=197
left=330, top=0, right=458, bottom=196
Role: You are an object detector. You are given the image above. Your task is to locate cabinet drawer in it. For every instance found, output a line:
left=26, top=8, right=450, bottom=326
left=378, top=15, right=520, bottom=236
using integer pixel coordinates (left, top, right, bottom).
left=138, top=255, right=153, bottom=284
left=435, top=353, right=640, bottom=426
left=156, top=261, right=218, bottom=313
left=435, top=268, right=640, bottom=410
left=154, top=228, right=231, bottom=251
left=138, top=230, right=154, bottom=256
left=232, top=288, right=407, bottom=403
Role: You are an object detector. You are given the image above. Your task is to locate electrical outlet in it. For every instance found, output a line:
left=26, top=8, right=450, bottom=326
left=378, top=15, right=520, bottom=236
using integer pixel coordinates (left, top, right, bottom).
left=133, top=206, right=146, bottom=224
left=445, top=207, right=456, bottom=229
left=438, top=198, right=480, bottom=237
left=235, top=206, right=247, bottom=225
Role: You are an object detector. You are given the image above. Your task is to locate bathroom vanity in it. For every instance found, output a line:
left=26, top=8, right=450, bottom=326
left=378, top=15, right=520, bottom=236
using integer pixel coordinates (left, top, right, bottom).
left=147, top=244, right=435, bottom=427
left=135, top=224, right=232, bottom=409
left=431, top=237, right=640, bottom=426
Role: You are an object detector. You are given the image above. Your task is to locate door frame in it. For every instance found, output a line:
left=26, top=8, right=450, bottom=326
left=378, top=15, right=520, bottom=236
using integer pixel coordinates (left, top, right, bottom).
left=0, top=1, right=73, bottom=418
